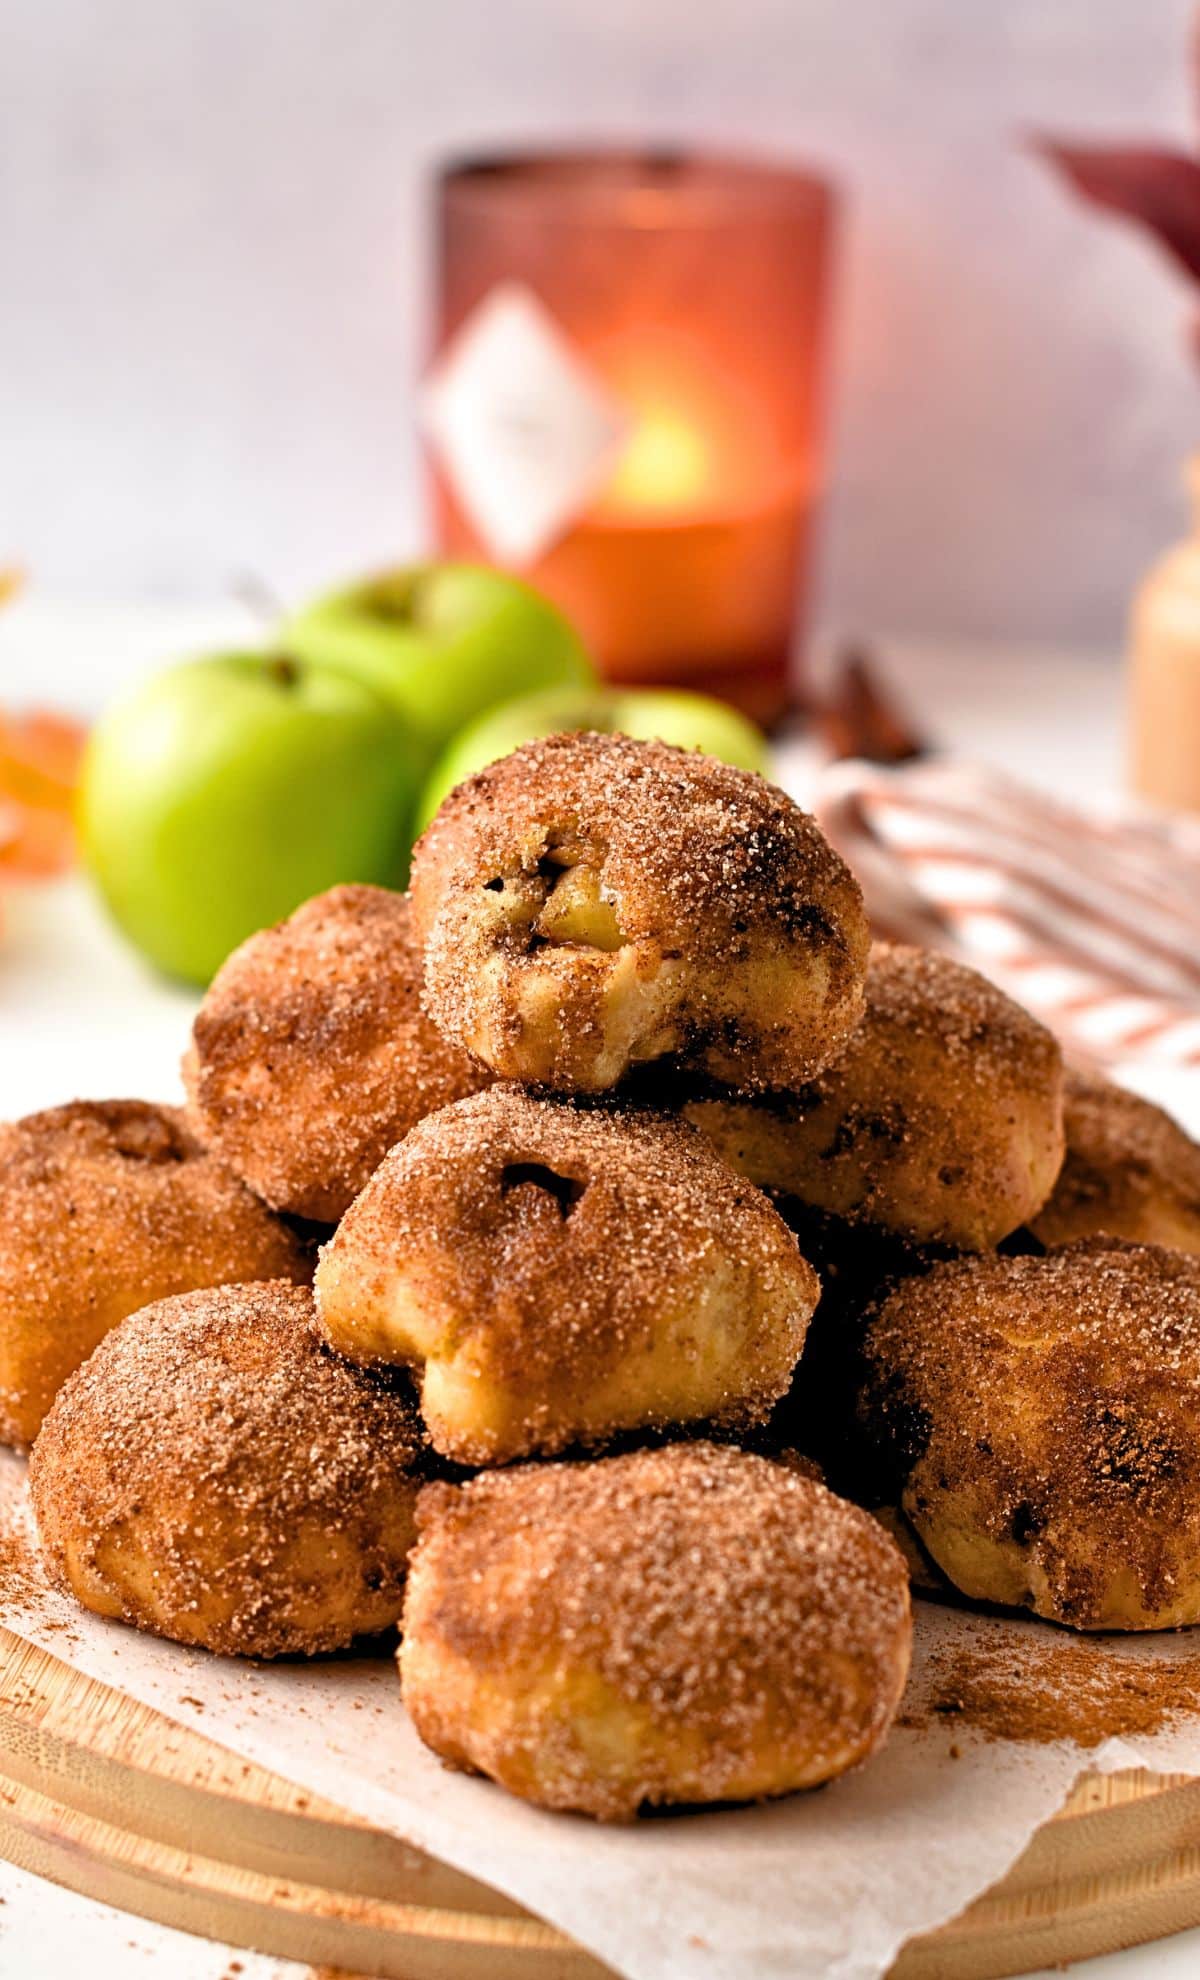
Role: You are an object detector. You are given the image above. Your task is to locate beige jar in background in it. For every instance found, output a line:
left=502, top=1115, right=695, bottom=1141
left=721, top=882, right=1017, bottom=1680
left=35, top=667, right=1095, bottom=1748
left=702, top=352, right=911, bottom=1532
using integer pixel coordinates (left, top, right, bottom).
left=1131, top=460, right=1200, bottom=813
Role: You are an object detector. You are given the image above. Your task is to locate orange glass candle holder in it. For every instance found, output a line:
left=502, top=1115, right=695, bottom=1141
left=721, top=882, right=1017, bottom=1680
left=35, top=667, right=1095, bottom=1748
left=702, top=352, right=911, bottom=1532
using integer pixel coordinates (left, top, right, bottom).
left=424, top=150, right=838, bottom=724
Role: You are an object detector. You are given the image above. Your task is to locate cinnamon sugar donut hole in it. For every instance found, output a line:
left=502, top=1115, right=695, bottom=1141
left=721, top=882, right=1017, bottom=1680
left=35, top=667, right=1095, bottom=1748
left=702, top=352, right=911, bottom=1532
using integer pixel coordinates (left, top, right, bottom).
left=0, top=1100, right=311, bottom=1448
left=31, top=1282, right=427, bottom=1658
left=400, top=1442, right=912, bottom=1819
left=860, top=1241, right=1200, bottom=1630
left=314, top=1085, right=817, bottom=1465
left=682, top=945, right=1064, bottom=1250
left=185, top=886, right=489, bottom=1223
left=409, top=732, right=869, bottom=1094
left=1029, top=1066, right=1200, bottom=1254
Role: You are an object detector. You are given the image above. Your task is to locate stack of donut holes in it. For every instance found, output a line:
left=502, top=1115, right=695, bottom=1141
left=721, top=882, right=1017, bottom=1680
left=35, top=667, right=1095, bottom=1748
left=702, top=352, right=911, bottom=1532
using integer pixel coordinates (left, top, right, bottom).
left=14, top=730, right=1200, bottom=1823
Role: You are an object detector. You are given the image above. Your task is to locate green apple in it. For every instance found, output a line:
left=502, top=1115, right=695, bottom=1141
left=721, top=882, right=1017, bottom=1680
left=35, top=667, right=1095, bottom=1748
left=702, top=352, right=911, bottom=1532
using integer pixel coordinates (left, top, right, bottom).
left=416, top=684, right=772, bottom=832
left=285, top=563, right=595, bottom=756
left=80, top=652, right=422, bottom=985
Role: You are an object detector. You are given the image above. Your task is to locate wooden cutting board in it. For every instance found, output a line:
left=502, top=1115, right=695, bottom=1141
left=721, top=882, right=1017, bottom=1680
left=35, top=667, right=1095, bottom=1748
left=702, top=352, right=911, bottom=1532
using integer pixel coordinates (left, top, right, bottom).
left=1, top=1621, right=1200, bottom=1980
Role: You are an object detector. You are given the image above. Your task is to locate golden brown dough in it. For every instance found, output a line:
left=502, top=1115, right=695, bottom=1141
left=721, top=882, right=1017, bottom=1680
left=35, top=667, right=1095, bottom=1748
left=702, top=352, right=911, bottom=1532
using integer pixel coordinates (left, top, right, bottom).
left=859, top=1240, right=1200, bottom=1630
left=314, top=1084, right=817, bottom=1464
left=410, top=732, right=869, bottom=1094
left=682, top=944, right=1064, bottom=1250
left=0, top=1099, right=311, bottom=1448
left=185, top=885, right=489, bottom=1222
left=30, top=1281, right=427, bottom=1657
left=400, top=1442, right=912, bottom=1818
left=1029, top=1065, right=1200, bottom=1254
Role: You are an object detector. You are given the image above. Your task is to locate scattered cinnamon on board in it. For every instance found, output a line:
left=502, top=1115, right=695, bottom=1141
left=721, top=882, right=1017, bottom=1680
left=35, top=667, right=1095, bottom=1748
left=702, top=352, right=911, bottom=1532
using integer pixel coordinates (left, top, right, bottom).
left=0, top=1518, right=80, bottom=1642
left=901, top=1627, right=1200, bottom=1747
left=0, top=1525, right=44, bottom=1609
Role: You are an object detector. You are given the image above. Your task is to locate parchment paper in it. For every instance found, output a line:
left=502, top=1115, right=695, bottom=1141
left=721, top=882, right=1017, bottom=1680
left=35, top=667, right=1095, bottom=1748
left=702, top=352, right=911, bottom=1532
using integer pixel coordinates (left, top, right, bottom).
left=5, top=1454, right=1200, bottom=1980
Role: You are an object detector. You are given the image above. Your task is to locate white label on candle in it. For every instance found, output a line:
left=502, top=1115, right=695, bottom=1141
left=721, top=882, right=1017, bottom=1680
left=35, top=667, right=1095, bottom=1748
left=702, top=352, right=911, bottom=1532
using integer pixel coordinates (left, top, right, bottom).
left=421, top=284, right=628, bottom=566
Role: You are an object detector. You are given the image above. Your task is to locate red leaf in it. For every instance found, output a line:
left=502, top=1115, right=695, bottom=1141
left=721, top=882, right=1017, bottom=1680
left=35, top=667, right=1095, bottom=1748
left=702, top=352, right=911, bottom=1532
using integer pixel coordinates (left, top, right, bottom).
left=1033, top=137, right=1200, bottom=287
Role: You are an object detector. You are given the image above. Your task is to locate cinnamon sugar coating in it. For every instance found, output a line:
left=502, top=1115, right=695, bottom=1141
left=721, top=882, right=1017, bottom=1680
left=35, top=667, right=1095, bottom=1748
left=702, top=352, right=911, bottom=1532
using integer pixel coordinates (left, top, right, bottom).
left=1029, top=1065, right=1200, bottom=1254
left=682, top=944, right=1064, bottom=1250
left=0, top=1100, right=311, bottom=1448
left=409, top=732, right=868, bottom=1093
left=314, top=1085, right=818, bottom=1464
left=185, top=886, right=490, bottom=1222
left=30, top=1282, right=427, bottom=1658
left=400, top=1442, right=912, bottom=1819
left=860, top=1240, right=1200, bottom=1629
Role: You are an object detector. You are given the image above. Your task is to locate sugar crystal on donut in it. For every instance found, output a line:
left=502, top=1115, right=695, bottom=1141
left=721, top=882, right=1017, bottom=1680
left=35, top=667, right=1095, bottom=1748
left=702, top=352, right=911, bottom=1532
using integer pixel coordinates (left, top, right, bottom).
left=30, top=1281, right=428, bottom=1658
left=185, top=885, right=490, bottom=1222
left=410, top=732, right=869, bottom=1094
left=400, top=1441, right=912, bottom=1818
left=1030, top=1065, right=1200, bottom=1254
left=0, top=1099, right=312, bottom=1448
left=314, top=1084, right=819, bottom=1464
left=681, top=944, right=1064, bottom=1251
left=860, top=1239, right=1200, bottom=1630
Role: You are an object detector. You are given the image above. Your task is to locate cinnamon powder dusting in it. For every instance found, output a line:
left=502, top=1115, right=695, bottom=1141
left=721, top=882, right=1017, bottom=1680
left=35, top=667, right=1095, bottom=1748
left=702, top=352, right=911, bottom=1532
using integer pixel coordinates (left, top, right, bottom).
left=0, top=1525, right=41, bottom=1608
left=902, top=1627, right=1200, bottom=1747
left=0, top=1517, right=81, bottom=1643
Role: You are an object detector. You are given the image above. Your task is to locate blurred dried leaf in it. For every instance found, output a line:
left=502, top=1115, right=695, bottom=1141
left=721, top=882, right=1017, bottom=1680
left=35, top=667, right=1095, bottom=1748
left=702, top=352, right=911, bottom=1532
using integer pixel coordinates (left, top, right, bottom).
left=0, top=800, right=76, bottom=880
left=1033, top=136, right=1200, bottom=287
left=0, top=709, right=87, bottom=797
left=0, top=707, right=89, bottom=882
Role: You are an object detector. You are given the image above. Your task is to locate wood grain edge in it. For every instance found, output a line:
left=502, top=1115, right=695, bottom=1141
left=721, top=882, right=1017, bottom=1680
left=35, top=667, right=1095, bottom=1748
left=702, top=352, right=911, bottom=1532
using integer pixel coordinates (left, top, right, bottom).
left=893, top=1836, right=1200, bottom=1980
left=0, top=1768, right=606, bottom=1980
left=5, top=1625, right=1200, bottom=1980
left=0, top=1624, right=526, bottom=1916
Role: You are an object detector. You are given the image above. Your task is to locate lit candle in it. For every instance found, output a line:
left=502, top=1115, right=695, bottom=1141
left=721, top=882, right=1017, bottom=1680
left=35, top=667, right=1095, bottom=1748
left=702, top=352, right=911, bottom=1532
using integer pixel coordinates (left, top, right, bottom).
left=424, top=151, right=837, bottom=725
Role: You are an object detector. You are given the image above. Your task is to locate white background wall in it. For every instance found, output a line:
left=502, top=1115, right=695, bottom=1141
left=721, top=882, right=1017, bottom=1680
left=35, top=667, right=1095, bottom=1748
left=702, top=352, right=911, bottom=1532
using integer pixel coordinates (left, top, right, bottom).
left=3, top=0, right=1198, bottom=651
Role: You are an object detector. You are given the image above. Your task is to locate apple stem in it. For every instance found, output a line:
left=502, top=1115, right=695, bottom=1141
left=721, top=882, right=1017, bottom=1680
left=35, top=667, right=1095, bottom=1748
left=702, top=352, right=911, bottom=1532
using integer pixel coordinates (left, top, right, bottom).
left=266, top=656, right=300, bottom=689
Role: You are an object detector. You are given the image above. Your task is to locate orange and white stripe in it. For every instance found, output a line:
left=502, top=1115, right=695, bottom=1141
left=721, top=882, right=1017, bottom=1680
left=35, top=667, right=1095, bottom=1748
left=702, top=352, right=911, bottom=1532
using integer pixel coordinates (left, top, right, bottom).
left=816, top=758, right=1200, bottom=1071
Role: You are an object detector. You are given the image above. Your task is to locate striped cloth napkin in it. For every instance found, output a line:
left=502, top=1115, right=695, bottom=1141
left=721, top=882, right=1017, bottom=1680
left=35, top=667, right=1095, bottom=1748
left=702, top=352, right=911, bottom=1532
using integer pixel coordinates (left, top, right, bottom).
left=814, top=756, right=1200, bottom=1121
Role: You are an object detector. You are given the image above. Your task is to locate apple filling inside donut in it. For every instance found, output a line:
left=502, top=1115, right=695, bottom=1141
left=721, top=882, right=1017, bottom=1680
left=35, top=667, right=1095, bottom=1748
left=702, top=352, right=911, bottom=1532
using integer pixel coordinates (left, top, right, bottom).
left=480, top=837, right=629, bottom=956
left=467, top=835, right=683, bottom=1089
left=532, top=861, right=627, bottom=953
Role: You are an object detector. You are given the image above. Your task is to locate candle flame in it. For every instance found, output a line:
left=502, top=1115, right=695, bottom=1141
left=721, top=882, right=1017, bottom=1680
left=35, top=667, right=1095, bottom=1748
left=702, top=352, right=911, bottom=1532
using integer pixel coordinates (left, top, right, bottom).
left=605, top=408, right=712, bottom=512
